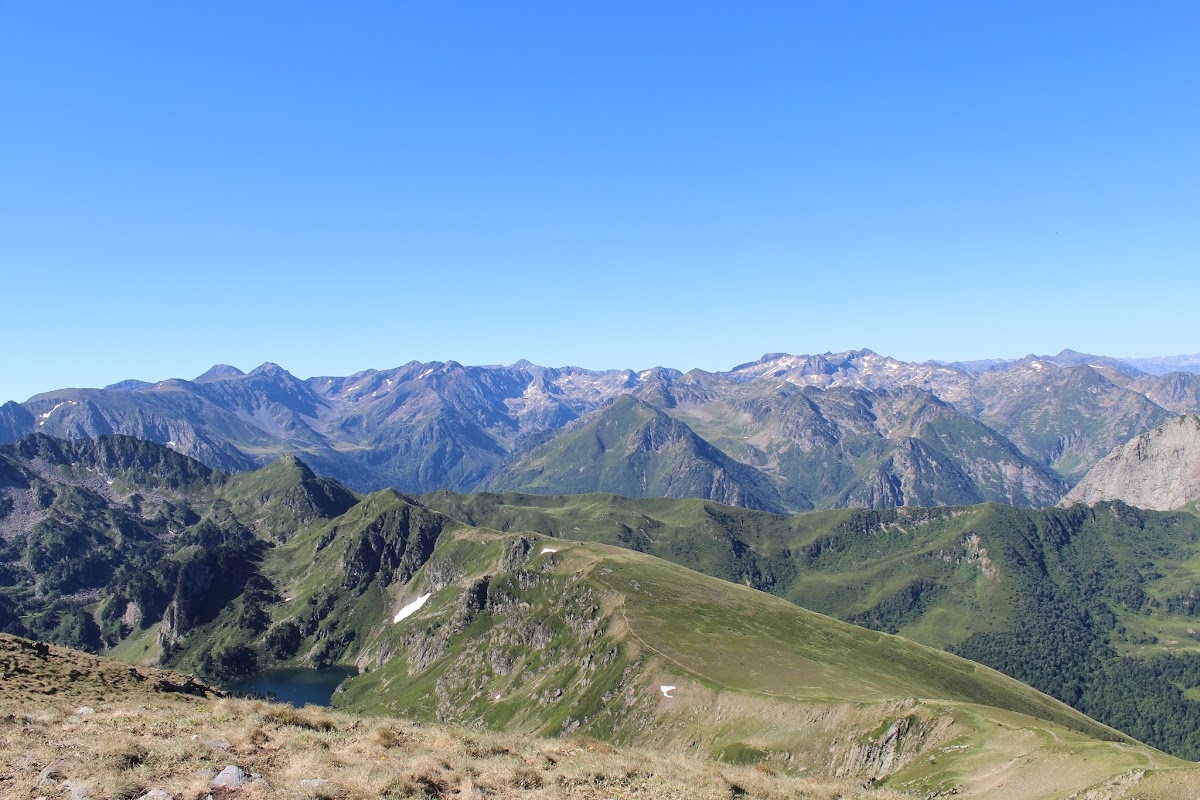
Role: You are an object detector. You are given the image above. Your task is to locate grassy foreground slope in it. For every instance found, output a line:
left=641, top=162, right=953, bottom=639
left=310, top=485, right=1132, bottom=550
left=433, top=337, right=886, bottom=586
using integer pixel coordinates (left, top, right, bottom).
left=0, top=634, right=902, bottom=800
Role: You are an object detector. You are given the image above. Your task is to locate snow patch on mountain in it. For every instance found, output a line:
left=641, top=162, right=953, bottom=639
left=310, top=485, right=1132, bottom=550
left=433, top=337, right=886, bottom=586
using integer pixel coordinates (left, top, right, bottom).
left=393, top=592, right=432, bottom=623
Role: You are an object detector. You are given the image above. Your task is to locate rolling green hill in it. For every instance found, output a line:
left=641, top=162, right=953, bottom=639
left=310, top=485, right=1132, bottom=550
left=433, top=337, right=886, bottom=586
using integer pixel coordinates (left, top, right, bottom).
left=421, top=490, right=1200, bottom=759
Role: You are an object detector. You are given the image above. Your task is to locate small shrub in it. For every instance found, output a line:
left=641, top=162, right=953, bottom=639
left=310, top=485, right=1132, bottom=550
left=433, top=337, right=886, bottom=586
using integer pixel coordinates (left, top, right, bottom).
left=262, top=704, right=337, bottom=732
left=371, top=723, right=407, bottom=749
left=100, top=738, right=147, bottom=769
left=102, top=775, right=145, bottom=800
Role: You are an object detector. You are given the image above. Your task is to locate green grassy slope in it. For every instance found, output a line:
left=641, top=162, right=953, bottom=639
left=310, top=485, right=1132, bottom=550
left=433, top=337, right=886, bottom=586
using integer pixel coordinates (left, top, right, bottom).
left=327, top=530, right=1195, bottom=798
left=421, top=491, right=1200, bottom=759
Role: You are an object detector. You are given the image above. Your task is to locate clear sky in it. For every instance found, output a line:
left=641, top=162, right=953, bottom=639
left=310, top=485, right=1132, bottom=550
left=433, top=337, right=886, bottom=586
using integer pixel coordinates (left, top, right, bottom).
left=2, top=1, right=1197, bottom=403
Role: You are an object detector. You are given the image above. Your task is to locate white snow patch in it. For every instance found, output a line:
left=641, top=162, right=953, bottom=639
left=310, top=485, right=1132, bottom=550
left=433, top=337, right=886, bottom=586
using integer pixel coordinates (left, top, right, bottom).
left=393, top=592, right=432, bottom=623
left=1031, top=362, right=1043, bottom=371
left=541, top=547, right=559, bottom=554
left=385, top=379, right=393, bottom=385
left=659, top=685, right=676, bottom=698
left=418, top=369, right=435, bottom=380
left=166, top=441, right=176, bottom=448
left=39, top=401, right=69, bottom=420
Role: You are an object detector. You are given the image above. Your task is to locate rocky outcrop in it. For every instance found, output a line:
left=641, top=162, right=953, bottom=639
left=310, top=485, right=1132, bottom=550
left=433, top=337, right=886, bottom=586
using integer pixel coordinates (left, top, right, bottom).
left=833, top=714, right=934, bottom=782
left=341, top=499, right=450, bottom=591
left=1063, top=415, right=1200, bottom=511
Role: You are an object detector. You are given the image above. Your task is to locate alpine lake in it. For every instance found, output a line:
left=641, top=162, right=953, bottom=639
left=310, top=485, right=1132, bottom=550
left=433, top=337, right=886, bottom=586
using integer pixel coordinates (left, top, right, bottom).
left=226, top=666, right=358, bottom=708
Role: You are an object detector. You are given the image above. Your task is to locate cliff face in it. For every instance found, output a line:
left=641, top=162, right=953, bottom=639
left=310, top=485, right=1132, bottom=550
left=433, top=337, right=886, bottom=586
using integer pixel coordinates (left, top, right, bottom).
left=1063, top=415, right=1200, bottom=511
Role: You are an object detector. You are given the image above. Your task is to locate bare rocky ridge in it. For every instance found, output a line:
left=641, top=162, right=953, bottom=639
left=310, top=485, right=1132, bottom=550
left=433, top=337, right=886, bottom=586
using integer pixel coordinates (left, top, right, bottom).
left=1063, top=415, right=1200, bottom=511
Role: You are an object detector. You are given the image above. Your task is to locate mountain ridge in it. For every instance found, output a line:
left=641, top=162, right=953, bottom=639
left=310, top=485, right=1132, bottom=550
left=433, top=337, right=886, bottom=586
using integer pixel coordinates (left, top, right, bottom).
left=4, top=349, right=1198, bottom=512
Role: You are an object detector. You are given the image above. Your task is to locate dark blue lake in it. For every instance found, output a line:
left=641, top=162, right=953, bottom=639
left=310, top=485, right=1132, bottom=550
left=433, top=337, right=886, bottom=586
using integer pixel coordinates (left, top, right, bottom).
left=226, top=667, right=357, bottom=708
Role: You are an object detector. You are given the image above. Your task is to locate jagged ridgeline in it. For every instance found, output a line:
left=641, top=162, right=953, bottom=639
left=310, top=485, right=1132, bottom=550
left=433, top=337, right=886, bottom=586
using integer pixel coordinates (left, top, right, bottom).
left=6, top=434, right=1200, bottom=796
left=7, top=349, right=1197, bottom=512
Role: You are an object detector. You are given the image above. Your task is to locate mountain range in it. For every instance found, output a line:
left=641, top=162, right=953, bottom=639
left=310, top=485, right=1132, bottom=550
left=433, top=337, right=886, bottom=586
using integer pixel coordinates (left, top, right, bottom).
left=5, top=348, right=1198, bottom=513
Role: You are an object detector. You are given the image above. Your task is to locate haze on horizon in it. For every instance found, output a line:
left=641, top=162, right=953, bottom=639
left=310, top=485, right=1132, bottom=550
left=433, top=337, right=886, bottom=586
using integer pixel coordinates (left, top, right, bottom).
left=1, top=2, right=1197, bottom=403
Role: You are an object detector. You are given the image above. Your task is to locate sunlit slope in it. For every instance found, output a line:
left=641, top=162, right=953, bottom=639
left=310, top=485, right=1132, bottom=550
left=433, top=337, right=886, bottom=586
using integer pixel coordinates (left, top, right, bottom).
left=315, top=524, right=1198, bottom=798
left=420, top=491, right=1200, bottom=759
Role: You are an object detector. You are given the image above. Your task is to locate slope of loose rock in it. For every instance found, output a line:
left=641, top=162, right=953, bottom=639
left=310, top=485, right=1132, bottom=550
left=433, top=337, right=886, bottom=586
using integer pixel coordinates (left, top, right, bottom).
left=1064, top=415, right=1200, bottom=511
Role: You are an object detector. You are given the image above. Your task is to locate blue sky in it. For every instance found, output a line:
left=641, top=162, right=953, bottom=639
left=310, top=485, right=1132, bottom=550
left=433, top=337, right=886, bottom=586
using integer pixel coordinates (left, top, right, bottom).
left=2, top=1, right=1197, bottom=402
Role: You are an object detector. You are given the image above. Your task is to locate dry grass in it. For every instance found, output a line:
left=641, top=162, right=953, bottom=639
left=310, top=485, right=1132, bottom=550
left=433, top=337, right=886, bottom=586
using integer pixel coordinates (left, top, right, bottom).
left=0, top=634, right=904, bottom=799
left=0, top=694, right=908, bottom=800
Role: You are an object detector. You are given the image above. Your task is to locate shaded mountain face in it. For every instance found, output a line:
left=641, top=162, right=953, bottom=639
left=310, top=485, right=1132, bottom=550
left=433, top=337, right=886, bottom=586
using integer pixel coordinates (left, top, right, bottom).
left=4, top=350, right=1199, bottom=510
left=658, top=383, right=1066, bottom=510
left=0, top=434, right=360, bottom=650
left=1064, top=414, right=1200, bottom=511
left=1133, top=371, right=1200, bottom=414
left=0, top=401, right=34, bottom=443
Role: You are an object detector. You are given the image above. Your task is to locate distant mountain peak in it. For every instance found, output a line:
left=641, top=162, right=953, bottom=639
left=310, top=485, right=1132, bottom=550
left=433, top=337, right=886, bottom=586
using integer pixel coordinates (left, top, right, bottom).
left=1119, top=353, right=1200, bottom=376
left=248, top=362, right=290, bottom=378
left=103, top=379, right=153, bottom=391
left=194, top=364, right=246, bottom=383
